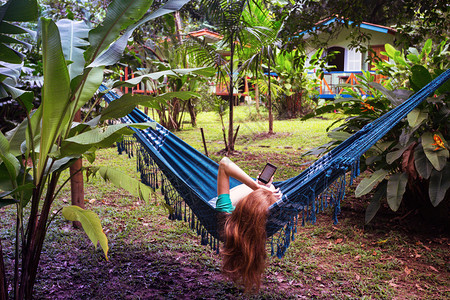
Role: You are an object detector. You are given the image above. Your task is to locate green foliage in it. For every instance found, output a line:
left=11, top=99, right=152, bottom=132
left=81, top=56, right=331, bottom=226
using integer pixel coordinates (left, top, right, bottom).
left=267, top=48, right=325, bottom=118
left=0, top=0, right=193, bottom=297
left=62, top=205, right=109, bottom=259
left=306, top=39, right=450, bottom=224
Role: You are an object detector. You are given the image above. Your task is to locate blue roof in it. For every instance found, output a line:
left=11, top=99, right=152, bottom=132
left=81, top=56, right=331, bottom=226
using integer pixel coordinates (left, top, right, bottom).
left=294, top=18, right=394, bottom=38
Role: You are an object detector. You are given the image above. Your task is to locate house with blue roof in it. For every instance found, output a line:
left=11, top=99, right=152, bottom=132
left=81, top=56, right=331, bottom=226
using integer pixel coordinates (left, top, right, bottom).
left=303, top=18, right=397, bottom=98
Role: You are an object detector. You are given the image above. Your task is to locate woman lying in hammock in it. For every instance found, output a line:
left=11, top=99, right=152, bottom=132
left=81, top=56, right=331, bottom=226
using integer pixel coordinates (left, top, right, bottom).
left=216, top=157, right=282, bottom=292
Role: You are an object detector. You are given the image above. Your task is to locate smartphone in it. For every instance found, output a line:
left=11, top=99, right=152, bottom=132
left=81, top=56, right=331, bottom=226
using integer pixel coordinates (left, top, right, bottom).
left=258, top=163, right=277, bottom=184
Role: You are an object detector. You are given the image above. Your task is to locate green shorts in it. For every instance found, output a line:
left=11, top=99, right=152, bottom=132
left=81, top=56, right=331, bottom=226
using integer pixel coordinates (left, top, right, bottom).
left=215, top=194, right=234, bottom=213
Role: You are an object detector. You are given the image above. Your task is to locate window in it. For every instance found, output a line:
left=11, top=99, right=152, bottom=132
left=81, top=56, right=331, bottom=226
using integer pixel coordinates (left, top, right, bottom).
left=327, top=46, right=345, bottom=71
left=346, top=48, right=361, bottom=71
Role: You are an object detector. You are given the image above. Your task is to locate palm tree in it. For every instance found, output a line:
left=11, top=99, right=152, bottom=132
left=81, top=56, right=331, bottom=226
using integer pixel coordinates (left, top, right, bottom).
left=197, top=0, right=278, bottom=152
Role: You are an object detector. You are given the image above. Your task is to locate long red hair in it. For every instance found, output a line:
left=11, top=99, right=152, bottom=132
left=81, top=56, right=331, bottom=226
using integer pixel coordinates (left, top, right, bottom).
left=221, top=188, right=276, bottom=292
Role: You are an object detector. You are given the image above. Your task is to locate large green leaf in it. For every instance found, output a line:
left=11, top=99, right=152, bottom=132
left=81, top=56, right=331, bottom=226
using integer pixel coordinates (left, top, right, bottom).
left=85, top=0, right=153, bottom=64
left=71, top=66, right=104, bottom=113
left=37, top=18, right=71, bottom=182
left=16, top=169, right=33, bottom=206
left=420, top=39, right=432, bottom=60
left=434, top=69, right=450, bottom=95
left=56, top=19, right=90, bottom=80
left=422, top=132, right=449, bottom=171
left=0, top=21, right=34, bottom=35
left=62, top=205, right=108, bottom=259
left=0, top=0, right=38, bottom=22
left=0, top=43, right=22, bottom=63
left=0, top=197, right=18, bottom=208
left=384, top=43, right=397, bottom=58
left=26, top=106, right=42, bottom=157
left=45, top=156, right=79, bottom=175
left=414, top=143, right=433, bottom=179
left=386, top=172, right=408, bottom=212
left=88, top=0, right=192, bottom=68
left=1, top=81, right=34, bottom=111
left=67, top=116, right=101, bottom=139
left=410, top=65, right=432, bottom=92
left=327, top=130, right=352, bottom=141
left=0, top=131, right=20, bottom=182
left=112, top=67, right=215, bottom=88
left=428, top=163, right=450, bottom=207
left=100, top=91, right=200, bottom=121
left=59, top=123, right=154, bottom=156
left=355, top=169, right=388, bottom=197
left=368, top=82, right=399, bottom=106
left=365, top=181, right=386, bottom=224
left=386, top=141, right=415, bottom=164
left=5, top=117, right=28, bottom=156
left=95, top=166, right=152, bottom=202
left=0, top=182, right=34, bottom=207
left=0, top=33, right=32, bottom=49
left=407, top=108, right=428, bottom=128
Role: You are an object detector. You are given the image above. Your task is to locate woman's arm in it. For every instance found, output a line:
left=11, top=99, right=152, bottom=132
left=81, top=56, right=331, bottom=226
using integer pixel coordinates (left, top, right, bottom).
left=217, top=157, right=259, bottom=195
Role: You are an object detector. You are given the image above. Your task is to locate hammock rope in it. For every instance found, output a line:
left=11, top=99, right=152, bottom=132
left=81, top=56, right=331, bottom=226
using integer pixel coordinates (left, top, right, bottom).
left=102, top=69, right=449, bottom=258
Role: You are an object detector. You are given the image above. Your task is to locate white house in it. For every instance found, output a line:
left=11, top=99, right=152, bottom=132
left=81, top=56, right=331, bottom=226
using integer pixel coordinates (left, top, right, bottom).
left=302, top=18, right=397, bottom=98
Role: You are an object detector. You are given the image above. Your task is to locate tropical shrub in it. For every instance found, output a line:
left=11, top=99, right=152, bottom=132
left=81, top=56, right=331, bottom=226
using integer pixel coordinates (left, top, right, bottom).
left=0, top=0, right=191, bottom=298
left=303, top=39, right=450, bottom=224
left=269, top=48, right=325, bottom=118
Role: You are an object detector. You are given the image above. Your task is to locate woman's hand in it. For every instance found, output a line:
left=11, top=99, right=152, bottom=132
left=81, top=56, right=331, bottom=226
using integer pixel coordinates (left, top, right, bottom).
left=257, top=173, right=273, bottom=187
left=259, top=185, right=283, bottom=200
left=257, top=176, right=282, bottom=200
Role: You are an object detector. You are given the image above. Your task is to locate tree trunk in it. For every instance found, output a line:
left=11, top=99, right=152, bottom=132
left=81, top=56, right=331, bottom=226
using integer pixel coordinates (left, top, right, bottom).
left=174, top=11, right=183, bottom=44
left=70, top=110, right=84, bottom=228
left=255, top=75, right=259, bottom=111
left=228, top=34, right=235, bottom=153
left=268, top=57, right=273, bottom=134
left=70, top=158, right=84, bottom=228
left=187, top=99, right=196, bottom=127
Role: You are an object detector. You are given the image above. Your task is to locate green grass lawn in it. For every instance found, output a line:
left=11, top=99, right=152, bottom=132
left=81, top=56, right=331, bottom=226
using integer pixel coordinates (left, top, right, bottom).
left=0, top=106, right=448, bottom=299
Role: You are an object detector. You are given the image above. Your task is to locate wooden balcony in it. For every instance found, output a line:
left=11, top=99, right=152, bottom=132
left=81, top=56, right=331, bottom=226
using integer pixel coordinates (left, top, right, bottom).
left=316, top=71, right=385, bottom=99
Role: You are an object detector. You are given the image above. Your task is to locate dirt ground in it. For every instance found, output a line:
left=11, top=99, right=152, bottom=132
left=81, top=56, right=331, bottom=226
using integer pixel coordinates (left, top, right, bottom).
left=29, top=192, right=449, bottom=299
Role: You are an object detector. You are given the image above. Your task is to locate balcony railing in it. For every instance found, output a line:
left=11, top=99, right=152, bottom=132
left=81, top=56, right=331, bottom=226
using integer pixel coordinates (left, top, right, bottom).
left=315, top=71, right=385, bottom=97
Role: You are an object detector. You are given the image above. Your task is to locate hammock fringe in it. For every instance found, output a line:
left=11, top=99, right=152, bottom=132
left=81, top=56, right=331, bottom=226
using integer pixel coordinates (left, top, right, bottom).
left=120, top=137, right=221, bottom=253
left=120, top=135, right=350, bottom=258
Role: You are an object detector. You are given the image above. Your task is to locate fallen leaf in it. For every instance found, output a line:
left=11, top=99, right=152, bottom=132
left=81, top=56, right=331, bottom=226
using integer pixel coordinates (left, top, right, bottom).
left=404, top=266, right=412, bottom=276
left=316, top=276, right=322, bottom=281
left=429, top=266, right=439, bottom=272
left=422, top=245, right=432, bottom=251
left=355, top=274, right=360, bottom=280
left=354, top=255, right=361, bottom=261
left=388, top=279, right=399, bottom=287
left=88, top=198, right=96, bottom=204
left=335, top=238, right=343, bottom=244
left=415, top=284, right=424, bottom=291
left=377, top=238, right=388, bottom=244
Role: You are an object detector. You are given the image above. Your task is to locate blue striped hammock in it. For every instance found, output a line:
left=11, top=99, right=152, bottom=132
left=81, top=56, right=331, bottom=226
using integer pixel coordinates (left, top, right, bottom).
left=101, top=69, right=449, bottom=258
